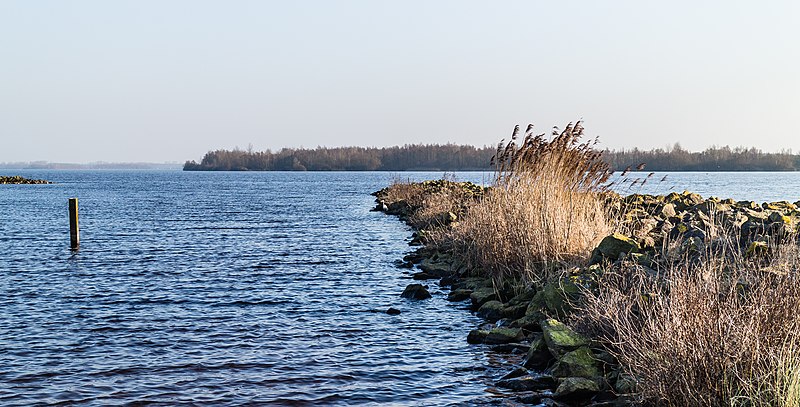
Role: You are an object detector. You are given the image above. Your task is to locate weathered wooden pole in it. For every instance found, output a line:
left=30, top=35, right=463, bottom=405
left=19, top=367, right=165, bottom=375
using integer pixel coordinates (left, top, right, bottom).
left=69, top=198, right=79, bottom=250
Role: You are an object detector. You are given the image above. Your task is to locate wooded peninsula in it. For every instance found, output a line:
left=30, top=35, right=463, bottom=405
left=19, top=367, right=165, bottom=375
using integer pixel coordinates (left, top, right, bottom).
left=183, top=144, right=800, bottom=172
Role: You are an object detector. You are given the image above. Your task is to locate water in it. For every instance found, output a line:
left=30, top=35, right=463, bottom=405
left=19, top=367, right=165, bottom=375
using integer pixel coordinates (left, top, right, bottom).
left=1, top=170, right=799, bottom=406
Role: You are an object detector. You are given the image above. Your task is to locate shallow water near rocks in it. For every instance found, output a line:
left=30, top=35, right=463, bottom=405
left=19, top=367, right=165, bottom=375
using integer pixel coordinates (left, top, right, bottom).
left=1, top=170, right=798, bottom=405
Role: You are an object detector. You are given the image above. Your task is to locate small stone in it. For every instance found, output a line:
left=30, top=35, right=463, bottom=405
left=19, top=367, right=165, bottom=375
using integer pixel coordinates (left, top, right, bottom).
left=401, top=284, right=431, bottom=300
left=386, top=308, right=401, bottom=315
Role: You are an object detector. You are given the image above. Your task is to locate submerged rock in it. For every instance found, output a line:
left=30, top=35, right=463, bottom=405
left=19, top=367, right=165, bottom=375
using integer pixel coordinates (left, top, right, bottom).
left=400, top=284, right=431, bottom=300
left=484, top=327, right=524, bottom=344
left=496, top=374, right=558, bottom=391
left=386, top=307, right=401, bottom=315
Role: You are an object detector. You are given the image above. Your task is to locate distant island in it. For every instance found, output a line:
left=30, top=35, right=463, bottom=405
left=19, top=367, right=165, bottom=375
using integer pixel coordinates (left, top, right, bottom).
left=0, top=162, right=183, bottom=170
left=183, top=143, right=800, bottom=172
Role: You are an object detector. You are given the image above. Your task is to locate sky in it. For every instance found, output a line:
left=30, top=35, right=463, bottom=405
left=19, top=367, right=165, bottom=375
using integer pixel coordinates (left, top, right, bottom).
left=1, top=1, right=798, bottom=163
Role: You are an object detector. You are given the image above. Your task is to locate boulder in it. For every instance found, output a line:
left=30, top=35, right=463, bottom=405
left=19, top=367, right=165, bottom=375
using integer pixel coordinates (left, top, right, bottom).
left=484, top=327, right=524, bottom=345
left=554, top=377, right=600, bottom=402
left=470, top=287, right=498, bottom=308
left=549, top=346, right=601, bottom=379
left=595, top=233, right=640, bottom=260
left=447, top=288, right=472, bottom=302
left=401, top=284, right=431, bottom=300
left=467, top=329, right=489, bottom=344
left=541, top=319, right=589, bottom=357
left=524, top=336, right=553, bottom=370
left=476, top=300, right=505, bottom=321
left=496, top=374, right=558, bottom=392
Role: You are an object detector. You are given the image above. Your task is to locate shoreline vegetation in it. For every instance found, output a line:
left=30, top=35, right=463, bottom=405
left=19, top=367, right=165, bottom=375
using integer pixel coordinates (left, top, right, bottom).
left=183, top=143, right=800, bottom=172
left=374, top=123, right=800, bottom=406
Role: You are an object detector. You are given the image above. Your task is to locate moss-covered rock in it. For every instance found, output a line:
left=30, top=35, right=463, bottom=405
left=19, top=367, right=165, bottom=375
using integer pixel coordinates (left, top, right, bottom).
left=554, top=377, right=600, bottom=402
left=549, top=346, right=601, bottom=379
left=484, top=327, right=524, bottom=345
left=541, top=319, right=589, bottom=357
left=476, top=300, right=505, bottom=321
left=594, top=233, right=640, bottom=261
left=470, top=287, right=498, bottom=308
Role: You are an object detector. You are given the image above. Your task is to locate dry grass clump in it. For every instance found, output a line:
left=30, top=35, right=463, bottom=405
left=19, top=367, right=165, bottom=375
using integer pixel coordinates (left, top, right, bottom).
left=578, top=230, right=800, bottom=406
left=376, top=177, right=485, bottom=231
left=441, top=122, right=612, bottom=283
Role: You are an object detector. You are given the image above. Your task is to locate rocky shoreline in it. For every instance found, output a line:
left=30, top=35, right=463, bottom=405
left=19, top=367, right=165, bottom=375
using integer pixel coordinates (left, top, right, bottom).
left=0, top=175, right=51, bottom=184
left=373, top=180, right=800, bottom=406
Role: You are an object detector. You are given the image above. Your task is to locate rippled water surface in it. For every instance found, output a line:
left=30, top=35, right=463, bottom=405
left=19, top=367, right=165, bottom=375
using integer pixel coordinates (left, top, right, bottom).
left=1, top=170, right=799, bottom=406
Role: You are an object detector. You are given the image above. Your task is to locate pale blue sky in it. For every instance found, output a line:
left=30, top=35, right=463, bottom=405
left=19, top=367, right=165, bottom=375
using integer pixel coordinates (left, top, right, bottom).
left=1, top=1, right=798, bottom=163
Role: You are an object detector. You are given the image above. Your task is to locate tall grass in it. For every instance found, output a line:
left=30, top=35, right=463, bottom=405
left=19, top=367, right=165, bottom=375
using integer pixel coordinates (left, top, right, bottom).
left=440, top=122, right=612, bottom=283
left=577, top=226, right=800, bottom=406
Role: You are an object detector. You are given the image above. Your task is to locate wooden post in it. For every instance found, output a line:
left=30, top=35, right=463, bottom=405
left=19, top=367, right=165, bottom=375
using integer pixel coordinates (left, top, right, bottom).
left=69, top=198, right=79, bottom=250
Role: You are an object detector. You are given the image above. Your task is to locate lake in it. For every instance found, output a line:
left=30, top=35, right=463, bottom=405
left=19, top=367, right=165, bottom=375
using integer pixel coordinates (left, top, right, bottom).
left=1, top=170, right=799, bottom=406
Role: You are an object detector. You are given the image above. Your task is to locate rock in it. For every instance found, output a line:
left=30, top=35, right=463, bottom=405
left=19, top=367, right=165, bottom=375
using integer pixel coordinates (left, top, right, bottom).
left=595, top=233, right=640, bottom=260
left=467, top=329, right=489, bottom=344
left=484, top=327, right=524, bottom=344
left=491, top=342, right=530, bottom=353
left=496, top=374, right=559, bottom=392
left=477, top=300, right=505, bottom=321
left=447, top=288, right=473, bottom=302
left=549, top=346, right=601, bottom=379
left=554, top=377, right=600, bottom=402
left=524, top=336, right=553, bottom=370
left=541, top=319, right=589, bottom=357
left=511, top=314, right=541, bottom=332
left=435, top=211, right=458, bottom=226
left=499, top=367, right=529, bottom=380
left=746, top=241, right=769, bottom=258
left=386, top=307, right=401, bottom=315
left=658, top=202, right=676, bottom=218
left=615, top=373, right=637, bottom=394
left=401, top=284, right=431, bottom=300
left=412, top=271, right=436, bottom=280
left=527, top=281, right=579, bottom=319
left=418, top=257, right=453, bottom=276
left=470, top=287, right=498, bottom=308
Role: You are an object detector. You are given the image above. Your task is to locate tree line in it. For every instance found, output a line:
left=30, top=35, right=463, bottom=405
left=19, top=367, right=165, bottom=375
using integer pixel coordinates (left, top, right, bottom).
left=183, top=144, right=496, bottom=171
left=605, top=144, right=799, bottom=171
left=183, top=143, right=800, bottom=171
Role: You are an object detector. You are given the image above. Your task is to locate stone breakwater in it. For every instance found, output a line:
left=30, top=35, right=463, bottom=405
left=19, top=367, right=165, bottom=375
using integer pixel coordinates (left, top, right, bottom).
left=373, top=181, right=800, bottom=406
left=0, top=175, right=51, bottom=184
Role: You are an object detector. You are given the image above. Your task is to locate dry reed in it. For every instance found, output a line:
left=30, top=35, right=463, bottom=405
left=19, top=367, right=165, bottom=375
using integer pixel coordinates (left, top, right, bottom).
left=440, top=122, right=612, bottom=283
left=577, top=225, right=800, bottom=406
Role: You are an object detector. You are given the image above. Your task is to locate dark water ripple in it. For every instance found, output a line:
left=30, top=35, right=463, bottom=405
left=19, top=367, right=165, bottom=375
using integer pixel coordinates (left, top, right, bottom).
left=0, top=171, right=502, bottom=406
